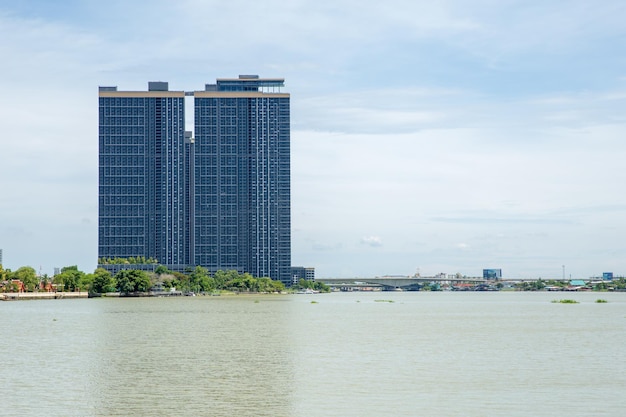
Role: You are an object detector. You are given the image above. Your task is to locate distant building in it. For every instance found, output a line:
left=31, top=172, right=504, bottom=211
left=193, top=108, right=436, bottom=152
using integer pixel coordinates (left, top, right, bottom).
left=483, top=269, right=502, bottom=280
left=305, top=267, right=315, bottom=281
left=602, top=272, right=613, bottom=280
left=291, top=266, right=315, bottom=284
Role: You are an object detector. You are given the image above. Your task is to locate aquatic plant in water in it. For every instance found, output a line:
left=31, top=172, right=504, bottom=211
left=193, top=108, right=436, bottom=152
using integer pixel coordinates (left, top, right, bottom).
left=551, top=299, right=579, bottom=304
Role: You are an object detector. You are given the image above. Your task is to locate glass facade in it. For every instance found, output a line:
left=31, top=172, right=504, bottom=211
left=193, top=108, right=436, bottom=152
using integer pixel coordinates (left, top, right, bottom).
left=98, top=76, right=291, bottom=285
left=194, top=77, right=291, bottom=284
left=483, top=269, right=502, bottom=280
left=98, top=86, right=190, bottom=268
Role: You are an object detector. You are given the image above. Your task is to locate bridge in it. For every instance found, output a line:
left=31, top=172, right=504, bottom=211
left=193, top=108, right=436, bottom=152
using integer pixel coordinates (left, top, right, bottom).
left=320, top=275, right=486, bottom=290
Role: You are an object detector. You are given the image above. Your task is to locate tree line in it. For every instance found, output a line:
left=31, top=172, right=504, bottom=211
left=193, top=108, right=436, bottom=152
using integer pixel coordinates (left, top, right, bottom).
left=0, top=264, right=329, bottom=294
left=513, top=278, right=626, bottom=291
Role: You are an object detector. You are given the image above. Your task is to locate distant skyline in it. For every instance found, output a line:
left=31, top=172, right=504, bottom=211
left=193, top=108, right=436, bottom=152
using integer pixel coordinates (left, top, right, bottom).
left=1, top=1, right=626, bottom=279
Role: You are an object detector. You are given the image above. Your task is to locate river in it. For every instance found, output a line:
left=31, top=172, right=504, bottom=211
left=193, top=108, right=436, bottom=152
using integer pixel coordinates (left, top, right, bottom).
left=1, top=291, right=625, bottom=416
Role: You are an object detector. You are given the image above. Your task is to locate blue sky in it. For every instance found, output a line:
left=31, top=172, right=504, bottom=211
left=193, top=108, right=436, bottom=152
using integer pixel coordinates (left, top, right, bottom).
left=1, top=0, right=626, bottom=279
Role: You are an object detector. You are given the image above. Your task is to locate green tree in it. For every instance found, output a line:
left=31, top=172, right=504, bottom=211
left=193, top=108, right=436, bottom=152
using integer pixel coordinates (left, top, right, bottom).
left=134, top=271, right=151, bottom=292
left=213, top=270, right=229, bottom=289
left=224, top=270, right=242, bottom=289
left=295, top=279, right=330, bottom=293
left=92, top=268, right=116, bottom=293
left=189, top=266, right=215, bottom=292
left=115, top=270, right=135, bottom=294
left=272, top=280, right=286, bottom=293
left=532, top=279, right=546, bottom=291
left=613, top=278, right=626, bottom=290
left=12, top=266, right=38, bottom=292
left=256, top=277, right=273, bottom=292
left=115, top=269, right=151, bottom=294
left=39, top=274, right=49, bottom=291
left=79, top=273, right=94, bottom=292
left=227, top=275, right=246, bottom=291
left=154, top=265, right=169, bottom=275
left=170, top=271, right=190, bottom=292
left=211, top=270, right=239, bottom=290
left=55, top=266, right=85, bottom=292
left=0, top=264, right=9, bottom=282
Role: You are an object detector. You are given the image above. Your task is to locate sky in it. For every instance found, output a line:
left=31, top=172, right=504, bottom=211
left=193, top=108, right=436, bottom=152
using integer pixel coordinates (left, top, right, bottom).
left=1, top=0, right=626, bottom=279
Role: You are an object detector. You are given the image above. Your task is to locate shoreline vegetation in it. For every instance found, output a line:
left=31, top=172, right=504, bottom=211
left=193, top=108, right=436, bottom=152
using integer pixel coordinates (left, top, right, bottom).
left=0, top=290, right=297, bottom=301
left=0, top=263, right=330, bottom=301
left=2, top=263, right=626, bottom=301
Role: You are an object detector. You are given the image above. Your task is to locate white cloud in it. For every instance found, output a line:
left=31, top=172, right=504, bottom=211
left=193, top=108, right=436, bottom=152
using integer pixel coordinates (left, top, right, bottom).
left=360, top=236, right=383, bottom=247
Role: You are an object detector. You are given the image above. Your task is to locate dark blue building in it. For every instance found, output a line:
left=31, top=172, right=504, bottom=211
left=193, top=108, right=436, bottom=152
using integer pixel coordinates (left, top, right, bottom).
left=194, top=76, right=291, bottom=284
left=98, top=83, right=191, bottom=270
left=483, top=269, right=502, bottom=280
left=98, top=76, right=291, bottom=284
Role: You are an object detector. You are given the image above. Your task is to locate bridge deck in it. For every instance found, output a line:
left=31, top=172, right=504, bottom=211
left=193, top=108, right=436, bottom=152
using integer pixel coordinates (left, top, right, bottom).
left=321, top=277, right=486, bottom=288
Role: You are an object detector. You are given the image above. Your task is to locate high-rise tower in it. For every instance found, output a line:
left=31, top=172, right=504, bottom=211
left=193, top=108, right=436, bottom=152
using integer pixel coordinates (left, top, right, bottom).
left=194, top=76, right=291, bottom=284
left=98, top=82, right=190, bottom=269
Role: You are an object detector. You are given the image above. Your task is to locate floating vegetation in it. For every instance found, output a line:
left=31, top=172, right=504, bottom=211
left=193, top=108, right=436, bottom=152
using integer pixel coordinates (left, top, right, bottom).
left=310, top=300, right=318, bottom=304
left=254, top=300, right=259, bottom=303
left=551, top=299, right=579, bottom=304
left=596, top=299, right=608, bottom=303
left=374, top=299, right=394, bottom=303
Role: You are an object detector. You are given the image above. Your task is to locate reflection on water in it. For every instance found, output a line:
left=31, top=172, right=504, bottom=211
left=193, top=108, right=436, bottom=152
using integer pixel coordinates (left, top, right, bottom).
left=1, top=292, right=625, bottom=416
left=92, top=297, right=296, bottom=417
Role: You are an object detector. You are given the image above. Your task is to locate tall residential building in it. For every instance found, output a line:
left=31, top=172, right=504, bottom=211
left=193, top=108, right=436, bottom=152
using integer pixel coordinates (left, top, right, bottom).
left=98, top=82, right=191, bottom=270
left=194, top=76, right=291, bottom=284
left=98, top=76, right=291, bottom=284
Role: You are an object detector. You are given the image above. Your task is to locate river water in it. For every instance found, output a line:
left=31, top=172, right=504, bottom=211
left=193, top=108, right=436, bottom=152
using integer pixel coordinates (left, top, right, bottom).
left=1, top=291, right=625, bottom=416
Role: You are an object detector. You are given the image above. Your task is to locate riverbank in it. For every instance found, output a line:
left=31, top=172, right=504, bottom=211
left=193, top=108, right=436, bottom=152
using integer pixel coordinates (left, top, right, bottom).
left=0, top=290, right=295, bottom=301
left=0, top=292, right=89, bottom=301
